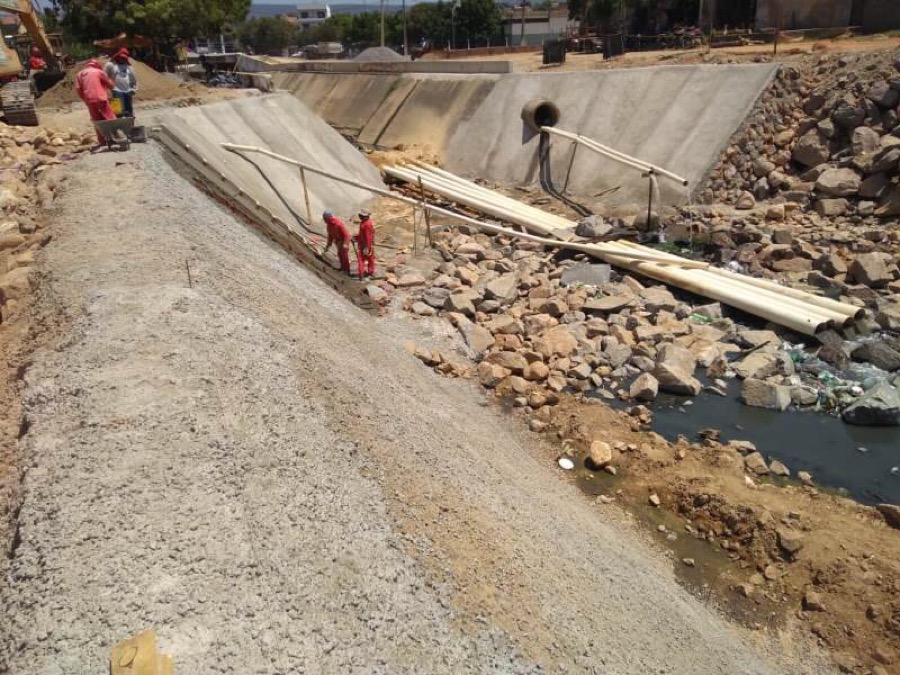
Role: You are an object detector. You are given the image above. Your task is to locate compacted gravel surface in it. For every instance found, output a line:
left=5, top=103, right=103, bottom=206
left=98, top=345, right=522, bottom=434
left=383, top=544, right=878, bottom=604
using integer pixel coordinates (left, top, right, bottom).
left=0, top=146, right=821, bottom=674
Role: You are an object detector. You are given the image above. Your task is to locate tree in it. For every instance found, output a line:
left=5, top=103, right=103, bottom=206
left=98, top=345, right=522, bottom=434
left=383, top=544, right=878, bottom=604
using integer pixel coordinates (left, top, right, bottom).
left=238, top=17, right=298, bottom=54
left=407, top=1, right=452, bottom=46
left=51, top=0, right=251, bottom=42
left=456, top=0, right=502, bottom=43
left=299, top=15, right=352, bottom=46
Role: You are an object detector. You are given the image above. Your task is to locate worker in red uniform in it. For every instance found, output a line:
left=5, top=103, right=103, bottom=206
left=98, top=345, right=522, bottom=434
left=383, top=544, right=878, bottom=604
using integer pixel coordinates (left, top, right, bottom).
left=354, top=209, right=376, bottom=278
left=322, top=210, right=351, bottom=275
left=75, top=59, right=115, bottom=145
left=28, top=47, right=46, bottom=72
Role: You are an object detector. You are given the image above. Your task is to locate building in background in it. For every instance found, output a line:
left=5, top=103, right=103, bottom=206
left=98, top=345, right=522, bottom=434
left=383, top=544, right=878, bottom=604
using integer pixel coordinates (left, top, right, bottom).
left=295, top=3, right=331, bottom=31
left=502, top=3, right=579, bottom=46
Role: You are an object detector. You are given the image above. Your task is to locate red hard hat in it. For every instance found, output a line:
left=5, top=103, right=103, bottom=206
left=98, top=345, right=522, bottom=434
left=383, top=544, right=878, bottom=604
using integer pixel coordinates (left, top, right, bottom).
left=114, top=47, right=130, bottom=62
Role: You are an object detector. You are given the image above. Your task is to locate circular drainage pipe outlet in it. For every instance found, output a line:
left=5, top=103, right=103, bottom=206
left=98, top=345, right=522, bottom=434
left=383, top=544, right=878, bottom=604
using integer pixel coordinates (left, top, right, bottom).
left=521, top=99, right=561, bottom=133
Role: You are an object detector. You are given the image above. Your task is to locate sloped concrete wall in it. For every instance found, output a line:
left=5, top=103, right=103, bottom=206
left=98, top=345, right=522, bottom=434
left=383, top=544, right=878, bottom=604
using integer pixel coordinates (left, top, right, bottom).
left=158, top=93, right=383, bottom=237
left=273, top=72, right=497, bottom=151
left=445, top=64, right=778, bottom=205
left=272, top=64, right=777, bottom=207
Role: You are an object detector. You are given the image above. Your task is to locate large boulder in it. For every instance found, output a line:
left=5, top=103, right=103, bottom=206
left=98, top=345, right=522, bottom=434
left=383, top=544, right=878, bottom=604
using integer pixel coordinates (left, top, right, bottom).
left=875, top=185, right=900, bottom=218
left=858, top=173, right=890, bottom=200
left=422, top=287, right=451, bottom=308
left=792, top=131, right=832, bottom=168
left=832, top=101, right=865, bottom=129
left=534, top=325, right=578, bottom=358
left=733, top=352, right=792, bottom=380
left=815, top=198, right=848, bottom=217
left=629, top=372, right=659, bottom=402
left=639, top=286, right=677, bottom=312
left=867, top=81, right=900, bottom=109
left=484, top=275, right=518, bottom=305
left=852, top=342, right=900, bottom=372
left=815, top=168, right=861, bottom=197
left=485, top=350, right=528, bottom=374
left=0, top=267, right=30, bottom=302
left=444, top=291, right=477, bottom=316
left=477, top=362, right=510, bottom=388
left=458, top=320, right=495, bottom=358
left=740, top=378, right=791, bottom=411
left=871, top=146, right=900, bottom=173
left=575, top=216, right=613, bottom=239
left=653, top=343, right=701, bottom=396
left=842, top=382, right=900, bottom=426
left=850, top=126, right=881, bottom=155
left=849, top=252, right=894, bottom=288
left=586, top=440, right=613, bottom=469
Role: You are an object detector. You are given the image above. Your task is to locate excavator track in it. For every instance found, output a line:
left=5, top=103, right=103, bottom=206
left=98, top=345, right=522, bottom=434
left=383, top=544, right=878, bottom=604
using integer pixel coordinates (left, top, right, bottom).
left=2, top=80, right=39, bottom=127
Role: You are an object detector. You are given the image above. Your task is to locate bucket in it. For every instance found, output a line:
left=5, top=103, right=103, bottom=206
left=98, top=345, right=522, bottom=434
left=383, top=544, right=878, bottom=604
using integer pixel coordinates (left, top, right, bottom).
left=110, top=96, right=123, bottom=116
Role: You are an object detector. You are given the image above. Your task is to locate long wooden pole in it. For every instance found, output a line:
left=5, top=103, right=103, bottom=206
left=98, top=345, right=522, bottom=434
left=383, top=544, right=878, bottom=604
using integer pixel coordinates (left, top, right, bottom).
left=418, top=176, right=433, bottom=247
left=541, top=126, right=689, bottom=186
left=300, top=167, right=312, bottom=226
left=222, top=144, right=703, bottom=264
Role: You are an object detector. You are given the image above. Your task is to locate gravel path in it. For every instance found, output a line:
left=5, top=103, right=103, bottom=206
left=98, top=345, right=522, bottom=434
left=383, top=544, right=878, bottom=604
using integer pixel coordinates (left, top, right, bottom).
left=0, top=145, right=820, bottom=674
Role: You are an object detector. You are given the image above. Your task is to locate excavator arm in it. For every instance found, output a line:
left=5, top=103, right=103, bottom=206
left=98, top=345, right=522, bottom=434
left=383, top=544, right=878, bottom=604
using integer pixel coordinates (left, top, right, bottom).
left=0, top=0, right=59, bottom=69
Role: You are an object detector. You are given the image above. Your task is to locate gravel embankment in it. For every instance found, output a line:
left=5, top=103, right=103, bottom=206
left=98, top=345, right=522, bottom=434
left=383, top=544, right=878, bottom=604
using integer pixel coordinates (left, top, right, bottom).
left=0, top=145, right=821, bottom=674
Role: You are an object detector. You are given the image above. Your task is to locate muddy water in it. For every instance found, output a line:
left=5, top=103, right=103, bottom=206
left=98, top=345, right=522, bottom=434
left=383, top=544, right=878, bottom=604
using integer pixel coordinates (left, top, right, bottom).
left=634, top=379, right=900, bottom=505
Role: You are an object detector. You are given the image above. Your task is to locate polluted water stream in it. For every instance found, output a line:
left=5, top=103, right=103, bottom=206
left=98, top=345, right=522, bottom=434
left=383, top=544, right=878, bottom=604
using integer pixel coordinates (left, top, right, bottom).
left=618, top=378, right=899, bottom=506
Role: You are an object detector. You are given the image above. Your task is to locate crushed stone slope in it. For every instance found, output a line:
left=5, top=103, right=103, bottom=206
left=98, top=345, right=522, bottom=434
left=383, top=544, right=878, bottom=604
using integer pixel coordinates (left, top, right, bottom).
left=0, top=145, right=822, bottom=674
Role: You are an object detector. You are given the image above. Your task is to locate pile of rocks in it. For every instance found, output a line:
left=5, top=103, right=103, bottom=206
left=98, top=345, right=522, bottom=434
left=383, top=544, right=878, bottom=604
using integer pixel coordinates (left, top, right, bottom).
left=0, top=124, right=93, bottom=323
left=388, top=227, right=900, bottom=427
left=700, top=50, right=900, bottom=218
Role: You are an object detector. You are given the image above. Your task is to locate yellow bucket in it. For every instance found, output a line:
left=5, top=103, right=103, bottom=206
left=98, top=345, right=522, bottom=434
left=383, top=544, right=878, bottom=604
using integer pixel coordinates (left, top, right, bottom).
left=110, top=96, right=123, bottom=116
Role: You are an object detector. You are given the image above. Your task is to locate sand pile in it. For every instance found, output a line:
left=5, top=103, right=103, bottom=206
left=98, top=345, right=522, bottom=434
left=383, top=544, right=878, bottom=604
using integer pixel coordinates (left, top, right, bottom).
left=354, top=46, right=408, bottom=62
left=38, top=59, right=201, bottom=108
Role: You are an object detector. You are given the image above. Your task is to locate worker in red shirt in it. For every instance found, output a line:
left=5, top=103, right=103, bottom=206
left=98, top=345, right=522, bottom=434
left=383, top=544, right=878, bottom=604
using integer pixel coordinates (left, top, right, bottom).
left=322, top=210, right=351, bottom=275
left=28, top=47, right=46, bottom=72
left=75, top=59, right=115, bottom=145
left=354, top=209, right=376, bottom=278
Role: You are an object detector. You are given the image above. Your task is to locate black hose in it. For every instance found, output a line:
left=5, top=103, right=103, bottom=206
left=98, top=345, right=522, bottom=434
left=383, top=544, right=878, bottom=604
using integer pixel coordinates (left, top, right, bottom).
left=538, top=131, right=592, bottom=218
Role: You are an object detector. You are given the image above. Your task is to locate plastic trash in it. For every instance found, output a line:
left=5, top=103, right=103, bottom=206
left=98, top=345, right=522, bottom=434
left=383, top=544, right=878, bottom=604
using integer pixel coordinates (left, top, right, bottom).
left=558, top=457, right=575, bottom=470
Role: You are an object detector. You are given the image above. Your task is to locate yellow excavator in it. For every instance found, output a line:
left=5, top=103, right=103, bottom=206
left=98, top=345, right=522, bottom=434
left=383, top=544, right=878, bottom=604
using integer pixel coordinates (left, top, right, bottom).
left=0, top=0, right=65, bottom=126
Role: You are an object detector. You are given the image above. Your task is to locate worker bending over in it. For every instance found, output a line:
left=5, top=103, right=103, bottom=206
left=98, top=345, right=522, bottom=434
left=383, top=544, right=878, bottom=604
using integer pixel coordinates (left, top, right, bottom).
left=75, top=59, right=115, bottom=145
left=354, top=209, right=376, bottom=278
left=322, top=210, right=351, bottom=275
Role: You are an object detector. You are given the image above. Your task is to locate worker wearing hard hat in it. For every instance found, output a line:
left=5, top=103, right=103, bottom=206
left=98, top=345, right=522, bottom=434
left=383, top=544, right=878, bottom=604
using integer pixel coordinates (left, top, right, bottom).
left=354, top=209, right=376, bottom=278
left=105, top=48, right=138, bottom=118
left=322, top=210, right=351, bottom=275
left=75, top=59, right=115, bottom=145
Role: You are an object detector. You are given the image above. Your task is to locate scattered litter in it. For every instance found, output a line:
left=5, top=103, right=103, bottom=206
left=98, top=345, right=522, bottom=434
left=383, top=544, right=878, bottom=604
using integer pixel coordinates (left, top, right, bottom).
left=557, top=457, right=575, bottom=470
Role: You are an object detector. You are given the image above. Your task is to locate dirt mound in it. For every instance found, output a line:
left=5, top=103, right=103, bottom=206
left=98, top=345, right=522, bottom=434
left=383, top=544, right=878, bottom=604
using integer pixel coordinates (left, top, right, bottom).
left=38, top=59, right=201, bottom=108
left=354, top=46, right=408, bottom=62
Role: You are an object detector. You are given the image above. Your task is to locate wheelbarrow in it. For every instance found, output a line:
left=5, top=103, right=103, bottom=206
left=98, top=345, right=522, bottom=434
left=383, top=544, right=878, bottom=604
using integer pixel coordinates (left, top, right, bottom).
left=93, top=117, right=134, bottom=151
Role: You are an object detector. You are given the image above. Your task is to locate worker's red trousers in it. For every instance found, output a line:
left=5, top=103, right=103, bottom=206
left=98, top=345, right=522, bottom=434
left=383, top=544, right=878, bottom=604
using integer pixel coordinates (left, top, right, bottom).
left=337, top=244, right=351, bottom=273
left=87, top=100, right=116, bottom=144
left=356, top=249, right=375, bottom=278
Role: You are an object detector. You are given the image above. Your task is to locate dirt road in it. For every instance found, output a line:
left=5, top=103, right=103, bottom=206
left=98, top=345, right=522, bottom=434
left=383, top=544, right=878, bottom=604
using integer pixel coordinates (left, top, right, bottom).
left=0, top=145, right=827, bottom=673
